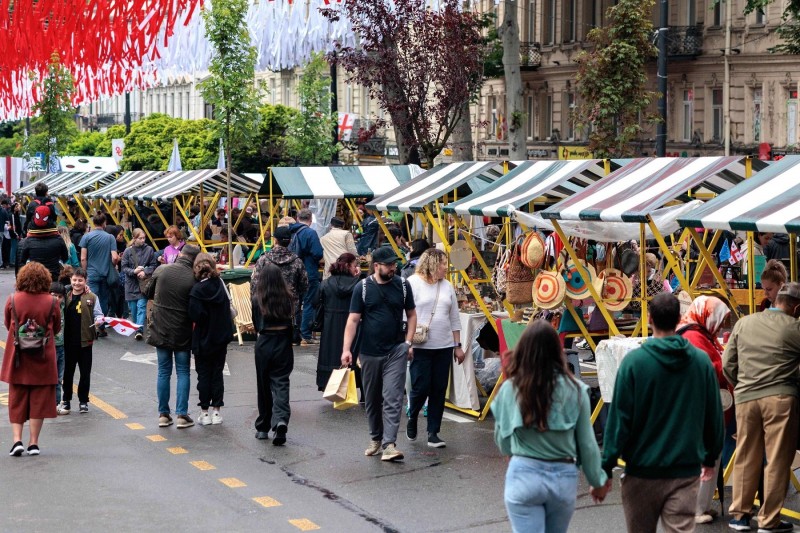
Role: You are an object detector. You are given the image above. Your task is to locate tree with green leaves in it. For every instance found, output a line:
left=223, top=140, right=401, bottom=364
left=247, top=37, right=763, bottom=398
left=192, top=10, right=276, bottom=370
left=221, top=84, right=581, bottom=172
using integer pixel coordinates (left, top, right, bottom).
left=198, top=0, right=262, bottom=260
left=26, top=52, right=77, bottom=170
left=285, top=53, right=340, bottom=166
left=574, top=0, right=658, bottom=157
left=236, top=104, right=299, bottom=171
left=112, top=115, right=216, bottom=171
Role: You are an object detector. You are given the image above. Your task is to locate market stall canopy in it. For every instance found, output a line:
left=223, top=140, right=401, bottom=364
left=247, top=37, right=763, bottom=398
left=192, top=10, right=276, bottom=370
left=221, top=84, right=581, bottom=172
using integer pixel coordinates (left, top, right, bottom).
left=443, top=159, right=616, bottom=217
left=368, top=161, right=506, bottom=213
left=677, top=155, right=800, bottom=233
left=17, top=171, right=92, bottom=196
left=59, top=156, right=118, bottom=172
left=263, top=165, right=423, bottom=199
left=50, top=171, right=117, bottom=197
left=83, top=171, right=167, bottom=200
left=540, top=156, right=766, bottom=222
left=128, top=169, right=264, bottom=202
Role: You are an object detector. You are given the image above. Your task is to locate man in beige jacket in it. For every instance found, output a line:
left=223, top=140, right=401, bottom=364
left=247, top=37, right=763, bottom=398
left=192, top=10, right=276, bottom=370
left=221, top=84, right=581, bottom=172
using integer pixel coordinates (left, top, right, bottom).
left=320, top=217, right=357, bottom=280
left=723, top=282, right=800, bottom=532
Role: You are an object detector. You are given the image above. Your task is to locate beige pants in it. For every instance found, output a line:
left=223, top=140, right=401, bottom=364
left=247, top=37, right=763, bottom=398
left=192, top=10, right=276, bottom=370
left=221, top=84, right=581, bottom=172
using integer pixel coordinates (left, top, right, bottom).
left=729, top=395, right=799, bottom=528
left=621, top=474, right=699, bottom=533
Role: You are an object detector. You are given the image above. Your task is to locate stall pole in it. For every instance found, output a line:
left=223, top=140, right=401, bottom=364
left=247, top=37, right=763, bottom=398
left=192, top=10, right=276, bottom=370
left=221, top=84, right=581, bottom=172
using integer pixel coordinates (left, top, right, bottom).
left=639, top=223, right=648, bottom=337
left=179, top=205, right=207, bottom=252
left=124, top=199, right=161, bottom=251
left=647, top=216, right=690, bottom=293
left=374, top=213, right=405, bottom=260
left=56, top=198, right=76, bottom=226
left=688, top=228, right=741, bottom=317
left=688, top=231, right=721, bottom=291
left=747, top=232, right=756, bottom=314
left=791, top=234, right=798, bottom=282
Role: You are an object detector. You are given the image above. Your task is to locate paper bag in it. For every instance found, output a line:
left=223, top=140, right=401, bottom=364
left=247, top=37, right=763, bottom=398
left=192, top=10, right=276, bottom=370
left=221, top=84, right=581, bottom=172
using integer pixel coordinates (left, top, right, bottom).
left=323, top=368, right=350, bottom=402
left=333, top=370, right=358, bottom=410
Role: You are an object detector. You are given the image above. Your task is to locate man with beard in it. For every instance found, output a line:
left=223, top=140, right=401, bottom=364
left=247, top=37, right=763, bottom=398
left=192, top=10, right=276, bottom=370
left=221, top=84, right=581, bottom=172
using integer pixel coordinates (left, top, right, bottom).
left=341, top=246, right=417, bottom=462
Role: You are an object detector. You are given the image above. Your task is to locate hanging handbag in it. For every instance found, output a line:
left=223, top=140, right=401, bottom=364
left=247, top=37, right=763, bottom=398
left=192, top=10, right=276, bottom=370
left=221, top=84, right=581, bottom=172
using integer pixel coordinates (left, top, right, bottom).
left=506, top=237, right=536, bottom=305
left=323, top=367, right=350, bottom=402
left=333, top=370, right=359, bottom=410
left=493, top=246, right=511, bottom=298
left=413, top=281, right=441, bottom=344
left=221, top=280, right=238, bottom=320
left=11, top=295, right=56, bottom=367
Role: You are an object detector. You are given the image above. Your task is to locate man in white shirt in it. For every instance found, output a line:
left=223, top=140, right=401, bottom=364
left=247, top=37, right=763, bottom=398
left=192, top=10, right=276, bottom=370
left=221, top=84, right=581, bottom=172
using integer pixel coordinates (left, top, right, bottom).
left=320, top=217, right=357, bottom=279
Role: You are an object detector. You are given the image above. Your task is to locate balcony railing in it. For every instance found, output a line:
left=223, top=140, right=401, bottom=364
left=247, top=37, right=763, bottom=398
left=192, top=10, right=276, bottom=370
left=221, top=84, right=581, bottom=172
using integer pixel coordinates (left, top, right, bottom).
left=520, top=42, right=542, bottom=70
left=667, top=25, right=703, bottom=57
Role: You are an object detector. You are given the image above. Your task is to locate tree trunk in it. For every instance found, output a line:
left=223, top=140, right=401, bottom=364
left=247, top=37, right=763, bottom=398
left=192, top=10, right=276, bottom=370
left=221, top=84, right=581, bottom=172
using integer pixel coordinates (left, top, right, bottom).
left=500, top=0, right=527, bottom=160
left=450, top=100, right=474, bottom=162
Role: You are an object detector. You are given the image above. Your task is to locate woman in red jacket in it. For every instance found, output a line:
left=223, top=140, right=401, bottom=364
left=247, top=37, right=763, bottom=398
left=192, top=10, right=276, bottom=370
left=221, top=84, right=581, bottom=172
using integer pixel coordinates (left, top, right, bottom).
left=1, top=262, right=61, bottom=457
left=677, top=295, right=731, bottom=524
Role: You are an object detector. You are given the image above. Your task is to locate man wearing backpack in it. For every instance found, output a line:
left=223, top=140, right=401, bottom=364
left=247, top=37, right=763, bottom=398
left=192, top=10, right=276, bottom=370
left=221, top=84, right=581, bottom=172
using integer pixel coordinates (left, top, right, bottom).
left=18, top=202, right=68, bottom=282
left=23, top=182, right=57, bottom=236
left=341, top=246, right=417, bottom=462
left=288, top=209, right=323, bottom=347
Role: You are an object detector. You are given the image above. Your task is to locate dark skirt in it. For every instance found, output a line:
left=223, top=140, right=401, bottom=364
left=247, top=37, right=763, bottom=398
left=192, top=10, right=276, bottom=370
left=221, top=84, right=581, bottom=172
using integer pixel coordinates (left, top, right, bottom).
left=8, top=383, right=57, bottom=423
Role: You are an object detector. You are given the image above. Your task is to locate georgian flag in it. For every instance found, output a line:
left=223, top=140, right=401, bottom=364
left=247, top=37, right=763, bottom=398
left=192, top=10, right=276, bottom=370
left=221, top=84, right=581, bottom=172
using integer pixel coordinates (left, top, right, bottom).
left=103, top=317, right=142, bottom=336
left=731, top=241, right=743, bottom=264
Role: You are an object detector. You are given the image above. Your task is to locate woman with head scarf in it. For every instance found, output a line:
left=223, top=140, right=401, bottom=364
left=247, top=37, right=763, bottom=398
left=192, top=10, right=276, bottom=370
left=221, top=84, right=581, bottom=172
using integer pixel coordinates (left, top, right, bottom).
left=677, top=295, right=732, bottom=524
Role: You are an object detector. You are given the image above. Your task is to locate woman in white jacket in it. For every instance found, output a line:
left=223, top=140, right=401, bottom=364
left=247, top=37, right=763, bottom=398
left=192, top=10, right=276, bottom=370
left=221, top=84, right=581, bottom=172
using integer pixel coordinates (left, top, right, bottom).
left=405, top=248, right=465, bottom=448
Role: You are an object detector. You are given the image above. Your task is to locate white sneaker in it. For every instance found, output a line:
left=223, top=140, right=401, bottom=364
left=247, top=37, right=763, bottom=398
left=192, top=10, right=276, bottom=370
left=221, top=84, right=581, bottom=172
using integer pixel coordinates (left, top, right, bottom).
left=198, top=412, right=212, bottom=426
left=56, top=401, right=70, bottom=415
left=211, top=411, right=223, bottom=425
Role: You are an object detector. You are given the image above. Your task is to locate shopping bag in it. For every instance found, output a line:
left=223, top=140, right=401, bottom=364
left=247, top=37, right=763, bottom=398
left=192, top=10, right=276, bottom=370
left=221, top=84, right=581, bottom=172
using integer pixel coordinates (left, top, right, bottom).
left=323, top=368, right=350, bottom=402
left=333, top=370, right=358, bottom=410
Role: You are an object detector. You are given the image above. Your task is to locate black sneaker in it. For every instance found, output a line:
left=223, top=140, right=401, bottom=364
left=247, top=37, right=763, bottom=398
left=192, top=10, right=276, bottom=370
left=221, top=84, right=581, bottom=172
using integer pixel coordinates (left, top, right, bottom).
left=97, top=329, right=108, bottom=338
left=9, top=441, right=24, bottom=457
left=26, top=444, right=40, bottom=456
left=758, top=521, right=794, bottom=532
left=427, top=433, right=446, bottom=448
left=79, top=403, right=89, bottom=413
left=406, top=418, right=418, bottom=441
left=273, top=423, right=287, bottom=446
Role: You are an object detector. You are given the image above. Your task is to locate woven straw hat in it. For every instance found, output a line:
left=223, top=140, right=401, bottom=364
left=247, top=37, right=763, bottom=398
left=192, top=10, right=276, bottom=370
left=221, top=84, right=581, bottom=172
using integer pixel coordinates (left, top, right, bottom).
left=563, top=259, right=596, bottom=300
left=521, top=232, right=545, bottom=270
left=533, top=271, right=566, bottom=310
left=593, top=268, right=633, bottom=312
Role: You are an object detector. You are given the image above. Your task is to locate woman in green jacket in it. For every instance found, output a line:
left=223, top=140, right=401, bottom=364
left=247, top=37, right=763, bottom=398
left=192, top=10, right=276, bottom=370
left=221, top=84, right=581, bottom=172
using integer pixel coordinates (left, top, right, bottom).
left=491, top=320, right=611, bottom=533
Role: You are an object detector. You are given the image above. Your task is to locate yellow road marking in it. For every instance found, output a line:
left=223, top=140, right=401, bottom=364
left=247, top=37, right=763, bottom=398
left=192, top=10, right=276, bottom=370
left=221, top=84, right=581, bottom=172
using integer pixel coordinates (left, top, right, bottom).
left=190, top=460, right=216, bottom=471
left=167, top=447, right=188, bottom=455
left=72, top=385, right=128, bottom=419
left=125, top=423, right=145, bottom=430
left=146, top=435, right=167, bottom=442
left=0, top=392, right=7, bottom=406
left=289, top=519, right=320, bottom=531
left=253, top=496, right=282, bottom=508
left=219, top=478, right=247, bottom=488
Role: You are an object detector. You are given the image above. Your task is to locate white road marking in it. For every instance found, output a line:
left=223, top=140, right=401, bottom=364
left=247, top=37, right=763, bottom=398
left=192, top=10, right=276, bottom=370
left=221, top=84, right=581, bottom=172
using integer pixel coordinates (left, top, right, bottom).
left=122, top=352, right=231, bottom=375
left=442, top=411, right=475, bottom=423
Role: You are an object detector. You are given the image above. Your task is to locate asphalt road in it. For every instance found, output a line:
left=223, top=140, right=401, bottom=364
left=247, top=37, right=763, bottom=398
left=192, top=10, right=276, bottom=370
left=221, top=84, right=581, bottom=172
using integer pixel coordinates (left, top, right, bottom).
left=0, top=268, right=793, bottom=532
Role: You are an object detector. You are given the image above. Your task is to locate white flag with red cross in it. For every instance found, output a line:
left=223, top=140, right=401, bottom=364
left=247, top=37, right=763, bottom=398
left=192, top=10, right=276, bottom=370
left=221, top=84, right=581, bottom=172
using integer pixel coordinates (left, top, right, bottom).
left=338, top=112, right=356, bottom=142
left=103, top=317, right=142, bottom=336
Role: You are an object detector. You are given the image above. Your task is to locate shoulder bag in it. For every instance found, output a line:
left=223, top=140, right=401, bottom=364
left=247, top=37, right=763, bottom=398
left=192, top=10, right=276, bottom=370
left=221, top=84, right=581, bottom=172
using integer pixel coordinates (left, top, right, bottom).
left=131, top=247, right=153, bottom=295
left=11, top=295, right=56, bottom=367
left=412, top=280, right=441, bottom=344
left=312, top=287, right=325, bottom=332
left=221, top=280, right=238, bottom=320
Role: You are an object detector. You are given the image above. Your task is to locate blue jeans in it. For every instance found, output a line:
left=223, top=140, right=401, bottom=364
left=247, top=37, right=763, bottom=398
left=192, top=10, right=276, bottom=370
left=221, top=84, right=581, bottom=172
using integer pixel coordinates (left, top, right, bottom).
left=55, top=345, right=65, bottom=404
left=504, top=456, right=579, bottom=533
left=156, top=348, right=190, bottom=416
left=127, top=298, right=147, bottom=333
left=88, top=278, right=109, bottom=331
left=300, top=277, right=319, bottom=340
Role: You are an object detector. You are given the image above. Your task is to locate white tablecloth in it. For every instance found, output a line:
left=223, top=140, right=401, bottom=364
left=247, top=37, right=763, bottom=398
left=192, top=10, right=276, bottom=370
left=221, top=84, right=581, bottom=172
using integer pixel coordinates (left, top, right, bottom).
left=595, top=337, right=647, bottom=402
left=448, top=311, right=508, bottom=410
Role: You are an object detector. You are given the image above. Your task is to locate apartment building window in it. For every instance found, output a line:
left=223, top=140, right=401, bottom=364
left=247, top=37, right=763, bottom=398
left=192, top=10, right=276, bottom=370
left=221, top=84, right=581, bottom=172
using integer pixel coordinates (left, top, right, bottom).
left=361, top=88, right=371, bottom=117
left=176, top=93, right=182, bottom=118
left=185, top=91, right=190, bottom=118
left=564, top=92, right=576, bottom=140
left=490, top=96, right=497, bottom=139
left=755, top=7, right=765, bottom=24
left=540, top=94, right=553, bottom=139
left=527, top=96, right=534, bottom=139
left=170, top=94, right=175, bottom=117
left=148, top=94, right=154, bottom=115
left=345, top=85, right=352, bottom=114
left=713, top=0, right=724, bottom=26
left=711, top=89, right=723, bottom=142
left=563, top=0, right=577, bottom=43
left=527, top=0, right=536, bottom=41
left=753, top=88, right=762, bottom=142
left=682, top=89, right=694, bottom=142
left=543, top=0, right=556, bottom=45
left=788, top=89, right=798, bottom=146
left=283, top=78, right=291, bottom=106
left=687, top=0, right=696, bottom=25
left=204, top=102, right=214, bottom=119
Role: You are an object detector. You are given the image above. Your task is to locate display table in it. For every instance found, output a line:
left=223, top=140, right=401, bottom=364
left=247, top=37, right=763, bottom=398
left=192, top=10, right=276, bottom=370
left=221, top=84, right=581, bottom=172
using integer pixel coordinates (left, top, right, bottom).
left=595, top=337, right=647, bottom=402
left=448, top=311, right=508, bottom=411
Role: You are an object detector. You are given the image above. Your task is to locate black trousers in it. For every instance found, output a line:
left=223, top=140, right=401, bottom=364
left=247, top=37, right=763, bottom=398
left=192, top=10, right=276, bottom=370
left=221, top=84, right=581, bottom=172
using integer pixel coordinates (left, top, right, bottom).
left=195, top=350, right=227, bottom=409
left=408, top=347, right=453, bottom=435
left=63, top=344, right=93, bottom=404
left=254, top=330, right=294, bottom=432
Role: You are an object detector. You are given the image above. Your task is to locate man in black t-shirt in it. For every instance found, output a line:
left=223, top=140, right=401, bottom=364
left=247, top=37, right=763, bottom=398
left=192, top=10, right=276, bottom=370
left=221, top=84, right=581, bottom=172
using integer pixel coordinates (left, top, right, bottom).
left=342, top=246, right=417, bottom=462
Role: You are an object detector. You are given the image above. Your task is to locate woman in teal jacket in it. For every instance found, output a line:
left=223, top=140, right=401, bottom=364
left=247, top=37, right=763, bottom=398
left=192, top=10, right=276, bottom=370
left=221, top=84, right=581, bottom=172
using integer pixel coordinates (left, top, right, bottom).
left=491, top=320, right=611, bottom=533
left=58, top=226, right=80, bottom=268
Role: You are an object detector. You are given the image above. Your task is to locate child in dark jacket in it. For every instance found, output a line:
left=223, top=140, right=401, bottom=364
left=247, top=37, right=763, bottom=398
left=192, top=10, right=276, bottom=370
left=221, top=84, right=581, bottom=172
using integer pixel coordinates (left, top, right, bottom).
left=188, top=253, right=233, bottom=426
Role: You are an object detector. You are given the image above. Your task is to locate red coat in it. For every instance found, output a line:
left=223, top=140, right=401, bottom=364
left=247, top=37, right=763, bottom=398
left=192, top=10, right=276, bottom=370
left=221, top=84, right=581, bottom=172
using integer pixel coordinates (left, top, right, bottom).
left=0, top=292, right=61, bottom=386
left=680, top=326, right=734, bottom=426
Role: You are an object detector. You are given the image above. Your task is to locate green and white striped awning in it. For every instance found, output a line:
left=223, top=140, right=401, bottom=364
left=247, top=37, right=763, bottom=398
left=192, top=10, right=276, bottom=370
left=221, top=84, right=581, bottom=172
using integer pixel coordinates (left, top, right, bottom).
left=128, top=169, right=264, bottom=202
left=264, top=165, right=423, bottom=199
left=541, top=157, right=766, bottom=222
left=17, top=172, right=83, bottom=196
left=51, top=171, right=117, bottom=197
left=678, top=155, right=800, bottom=233
left=83, top=171, right=168, bottom=200
left=442, top=159, right=612, bottom=217
left=368, top=162, right=505, bottom=213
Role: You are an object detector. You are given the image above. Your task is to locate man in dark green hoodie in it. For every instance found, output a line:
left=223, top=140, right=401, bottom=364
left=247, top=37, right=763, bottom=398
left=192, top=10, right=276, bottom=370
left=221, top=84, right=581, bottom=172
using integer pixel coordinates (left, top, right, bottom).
left=602, top=292, right=724, bottom=532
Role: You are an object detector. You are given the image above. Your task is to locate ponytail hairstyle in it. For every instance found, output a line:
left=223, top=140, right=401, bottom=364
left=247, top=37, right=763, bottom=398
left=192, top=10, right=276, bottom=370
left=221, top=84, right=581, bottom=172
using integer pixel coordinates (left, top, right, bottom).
left=761, top=259, right=787, bottom=287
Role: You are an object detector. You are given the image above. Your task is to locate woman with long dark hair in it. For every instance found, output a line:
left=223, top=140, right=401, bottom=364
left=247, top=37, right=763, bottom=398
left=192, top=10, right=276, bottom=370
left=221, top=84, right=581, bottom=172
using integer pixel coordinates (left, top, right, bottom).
left=491, top=320, right=610, bottom=532
left=252, top=263, right=295, bottom=445
left=315, top=252, right=361, bottom=391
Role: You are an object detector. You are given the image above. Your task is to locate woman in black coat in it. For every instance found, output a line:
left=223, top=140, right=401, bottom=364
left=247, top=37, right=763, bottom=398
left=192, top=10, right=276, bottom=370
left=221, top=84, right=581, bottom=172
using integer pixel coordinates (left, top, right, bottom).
left=188, top=252, right=233, bottom=426
left=315, top=253, right=361, bottom=391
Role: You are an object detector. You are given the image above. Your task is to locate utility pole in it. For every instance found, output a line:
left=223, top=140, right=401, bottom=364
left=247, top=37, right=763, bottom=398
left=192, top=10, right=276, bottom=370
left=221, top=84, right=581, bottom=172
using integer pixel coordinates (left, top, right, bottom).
left=655, top=0, right=668, bottom=157
left=330, top=56, right=339, bottom=164
left=723, top=1, right=732, bottom=155
left=124, top=92, right=131, bottom=135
